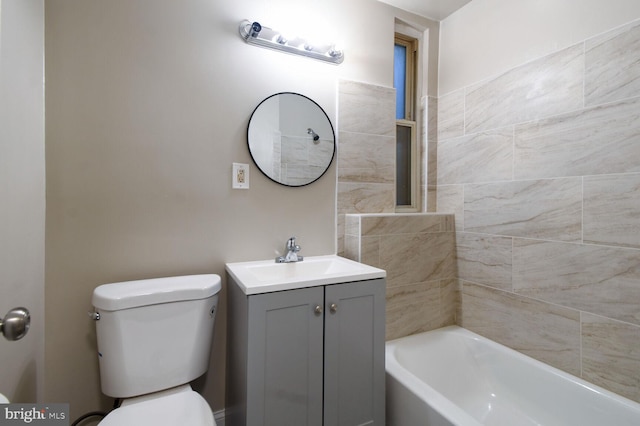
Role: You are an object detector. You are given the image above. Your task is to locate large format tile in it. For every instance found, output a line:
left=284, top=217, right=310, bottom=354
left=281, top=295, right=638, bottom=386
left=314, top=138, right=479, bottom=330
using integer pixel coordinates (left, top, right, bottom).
left=465, top=44, right=584, bottom=134
left=513, top=239, right=640, bottom=325
left=360, top=213, right=449, bottom=236
left=584, top=174, right=640, bottom=249
left=456, top=232, right=512, bottom=290
left=337, top=80, right=396, bottom=258
left=386, top=281, right=442, bottom=340
left=582, top=314, right=640, bottom=403
left=338, top=80, right=395, bottom=136
left=338, top=131, right=395, bottom=184
left=426, top=185, right=437, bottom=213
left=343, top=234, right=360, bottom=262
left=438, top=128, right=513, bottom=184
left=359, top=236, right=381, bottom=268
left=464, top=178, right=582, bottom=241
left=437, top=89, right=465, bottom=140
left=427, top=139, right=438, bottom=193
left=440, top=278, right=459, bottom=327
left=426, top=97, right=439, bottom=210
left=461, top=282, right=581, bottom=375
left=436, top=184, right=463, bottom=231
left=344, top=214, right=360, bottom=237
left=514, top=98, right=640, bottom=179
left=585, top=20, right=640, bottom=106
left=427, top=96, right=438, bottom=143
left=337, top=182, right=395, bottom=215
left=380, top=232, right=455, bottom=288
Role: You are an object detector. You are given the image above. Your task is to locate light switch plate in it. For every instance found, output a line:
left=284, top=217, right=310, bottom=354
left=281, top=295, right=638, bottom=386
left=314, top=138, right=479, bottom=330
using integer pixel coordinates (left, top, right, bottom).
left=232, top=163, right=250, bottom=189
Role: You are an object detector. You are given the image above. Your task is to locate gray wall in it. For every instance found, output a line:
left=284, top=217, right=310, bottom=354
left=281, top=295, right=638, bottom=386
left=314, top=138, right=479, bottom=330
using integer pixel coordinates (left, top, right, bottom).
left=40, top=0, right=640, bottom=417
left=43, top=0, right=432, bottom=418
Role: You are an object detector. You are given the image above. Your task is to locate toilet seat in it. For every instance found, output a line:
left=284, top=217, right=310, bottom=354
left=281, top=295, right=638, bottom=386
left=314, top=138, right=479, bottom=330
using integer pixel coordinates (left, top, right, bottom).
left=99, top=385, right=215, bottom=426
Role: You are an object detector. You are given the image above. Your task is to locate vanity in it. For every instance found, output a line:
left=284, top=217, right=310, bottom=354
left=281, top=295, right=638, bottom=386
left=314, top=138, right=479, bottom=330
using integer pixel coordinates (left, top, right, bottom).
left=225, top=255, right=386, bottom=426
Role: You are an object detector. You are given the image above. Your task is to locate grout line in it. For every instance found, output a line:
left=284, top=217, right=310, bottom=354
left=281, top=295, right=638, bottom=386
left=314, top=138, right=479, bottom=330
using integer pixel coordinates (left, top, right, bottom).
left=581, top=176, right=585, bottom=243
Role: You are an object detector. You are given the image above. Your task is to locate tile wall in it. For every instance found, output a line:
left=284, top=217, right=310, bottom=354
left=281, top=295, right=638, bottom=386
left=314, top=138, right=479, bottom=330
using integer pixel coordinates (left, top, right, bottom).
left=336, top=80, right=396, bottom=254
left=337, top=80, right=455, bottom=341
left=425, top=96, right=439, bottom=211
left=344, top=213, right=457, bottom=340
left=437, top=19, right=640, bottom=402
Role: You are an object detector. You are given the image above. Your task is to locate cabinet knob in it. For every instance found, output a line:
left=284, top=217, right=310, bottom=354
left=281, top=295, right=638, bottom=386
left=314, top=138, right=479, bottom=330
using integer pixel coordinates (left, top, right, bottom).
left=314, top=305, right=323, bottom=315
left=330, top=303, right=338, bottom=314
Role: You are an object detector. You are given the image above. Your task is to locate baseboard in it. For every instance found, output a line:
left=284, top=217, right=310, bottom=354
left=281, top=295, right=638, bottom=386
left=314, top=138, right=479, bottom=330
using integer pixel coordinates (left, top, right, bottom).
left=214, top=408, right=226, bottom=426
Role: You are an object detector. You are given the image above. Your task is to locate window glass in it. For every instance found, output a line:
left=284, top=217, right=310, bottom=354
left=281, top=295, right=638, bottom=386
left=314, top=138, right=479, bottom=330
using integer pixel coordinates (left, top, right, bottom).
left=394, top=44, right=407, bottom=120
left=396, top=124, right=412, bottom=205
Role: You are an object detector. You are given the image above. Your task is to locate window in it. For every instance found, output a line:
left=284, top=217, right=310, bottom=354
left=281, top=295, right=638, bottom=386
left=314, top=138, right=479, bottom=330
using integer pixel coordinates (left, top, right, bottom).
left=394, top=33, right=418, bottom=210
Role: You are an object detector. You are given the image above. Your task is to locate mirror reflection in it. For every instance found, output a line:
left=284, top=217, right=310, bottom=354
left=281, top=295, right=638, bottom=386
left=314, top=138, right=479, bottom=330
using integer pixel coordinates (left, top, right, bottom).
left=247, top=92, right=336, bottom=187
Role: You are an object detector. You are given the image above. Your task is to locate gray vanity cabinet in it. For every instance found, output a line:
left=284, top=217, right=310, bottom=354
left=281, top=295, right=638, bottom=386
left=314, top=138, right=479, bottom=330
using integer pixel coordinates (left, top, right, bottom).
left=248, top=286, right=325, bottom=426
left=323, top=279, right=386, bottom=425
left=226, top=277, right=386, bottom=426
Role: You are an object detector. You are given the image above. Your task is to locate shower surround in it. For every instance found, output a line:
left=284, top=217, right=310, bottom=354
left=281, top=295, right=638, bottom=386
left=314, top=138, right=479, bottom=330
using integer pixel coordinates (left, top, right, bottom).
left=337, top=17, right=640, bottom=404
left=437, top=18, right=640, bottom=403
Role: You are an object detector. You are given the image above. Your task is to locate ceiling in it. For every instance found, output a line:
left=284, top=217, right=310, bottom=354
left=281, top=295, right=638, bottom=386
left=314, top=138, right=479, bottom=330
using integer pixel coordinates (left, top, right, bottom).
left=377, top=0, right=473, bottom=20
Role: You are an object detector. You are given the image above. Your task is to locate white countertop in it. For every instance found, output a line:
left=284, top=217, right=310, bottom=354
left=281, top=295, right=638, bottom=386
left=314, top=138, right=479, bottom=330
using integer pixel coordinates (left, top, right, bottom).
left=225, top=255, right=386, bottom=295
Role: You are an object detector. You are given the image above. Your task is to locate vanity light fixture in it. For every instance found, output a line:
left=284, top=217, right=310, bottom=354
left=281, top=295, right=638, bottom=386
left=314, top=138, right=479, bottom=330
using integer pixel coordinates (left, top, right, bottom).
left=239, top=20, right=344, bottom=65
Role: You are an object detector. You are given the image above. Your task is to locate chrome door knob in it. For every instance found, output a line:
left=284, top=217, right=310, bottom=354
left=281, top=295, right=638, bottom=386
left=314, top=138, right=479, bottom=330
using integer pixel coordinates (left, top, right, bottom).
left=0, top=307, right=30, bottom=341
left=314, top=305, right=323, bottom=315
left=330, top=303, right=338, bottom=314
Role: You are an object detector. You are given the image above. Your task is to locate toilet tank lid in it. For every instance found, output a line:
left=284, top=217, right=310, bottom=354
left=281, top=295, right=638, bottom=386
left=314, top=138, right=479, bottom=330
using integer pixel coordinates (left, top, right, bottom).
left=92, top=274, right=221, bottom=311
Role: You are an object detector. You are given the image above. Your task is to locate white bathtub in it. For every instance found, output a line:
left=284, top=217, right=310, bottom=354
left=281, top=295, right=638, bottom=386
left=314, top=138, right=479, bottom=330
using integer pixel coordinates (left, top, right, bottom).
left=386, top=326, right=640, bottom=426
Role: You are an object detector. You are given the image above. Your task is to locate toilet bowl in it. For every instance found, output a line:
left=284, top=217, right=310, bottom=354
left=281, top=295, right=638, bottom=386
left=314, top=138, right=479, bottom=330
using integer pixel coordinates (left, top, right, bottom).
left=91, top=274, right=221, bottom=425
left=99, top=385, right=213, bottom=425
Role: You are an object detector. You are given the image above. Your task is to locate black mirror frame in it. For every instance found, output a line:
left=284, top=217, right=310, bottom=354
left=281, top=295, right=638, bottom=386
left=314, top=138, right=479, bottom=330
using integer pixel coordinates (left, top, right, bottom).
left=247, top=92, right=336, bottom=187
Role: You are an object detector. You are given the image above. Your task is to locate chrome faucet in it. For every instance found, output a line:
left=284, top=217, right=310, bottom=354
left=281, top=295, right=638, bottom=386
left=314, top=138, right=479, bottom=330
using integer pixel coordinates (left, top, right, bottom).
left=276, top=236, right=304, bottom=263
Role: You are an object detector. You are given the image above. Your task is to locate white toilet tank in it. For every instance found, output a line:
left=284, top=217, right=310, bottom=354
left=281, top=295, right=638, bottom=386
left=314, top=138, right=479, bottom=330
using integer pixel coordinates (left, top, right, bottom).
left=92, top=274, right=222, bottom=398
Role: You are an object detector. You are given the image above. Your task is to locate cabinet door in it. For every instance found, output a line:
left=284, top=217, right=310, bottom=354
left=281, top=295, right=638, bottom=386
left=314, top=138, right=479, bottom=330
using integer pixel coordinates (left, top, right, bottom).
left=323, top=279, right=386, bottom=425
left=247, top=287, right=324, bottom=426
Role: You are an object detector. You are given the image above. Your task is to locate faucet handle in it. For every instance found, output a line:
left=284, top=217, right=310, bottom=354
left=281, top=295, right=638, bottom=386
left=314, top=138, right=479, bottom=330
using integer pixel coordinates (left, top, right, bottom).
left=286, top=236, right=297, bottom=250
left=275, top=236, right=303, bottom=263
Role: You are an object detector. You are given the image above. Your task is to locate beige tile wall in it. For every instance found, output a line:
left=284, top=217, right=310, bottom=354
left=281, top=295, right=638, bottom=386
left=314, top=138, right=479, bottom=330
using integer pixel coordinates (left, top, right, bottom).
left=425, top=96, right=439, bottom=212
left=437, top=18, right=640, bottom=402
left=337, top=80, right=396, bottom=255
left=337, top=80, right=452, bottom=341
left=344, top=213, right=456, bottom=341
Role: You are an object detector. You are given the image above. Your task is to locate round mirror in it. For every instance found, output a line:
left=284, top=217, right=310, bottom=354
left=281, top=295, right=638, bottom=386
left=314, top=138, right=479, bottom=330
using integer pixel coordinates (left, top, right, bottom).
left=247, top=92, right=336, bottom=187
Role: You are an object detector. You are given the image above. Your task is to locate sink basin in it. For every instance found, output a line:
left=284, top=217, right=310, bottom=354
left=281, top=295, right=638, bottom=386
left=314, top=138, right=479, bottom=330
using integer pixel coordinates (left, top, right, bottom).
left=226, top=255, right=386, bottom=295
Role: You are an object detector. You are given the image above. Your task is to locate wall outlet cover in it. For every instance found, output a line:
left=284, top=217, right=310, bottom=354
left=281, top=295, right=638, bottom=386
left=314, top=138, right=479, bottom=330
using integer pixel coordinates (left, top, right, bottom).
left=232, top=163, right=250, bottom=189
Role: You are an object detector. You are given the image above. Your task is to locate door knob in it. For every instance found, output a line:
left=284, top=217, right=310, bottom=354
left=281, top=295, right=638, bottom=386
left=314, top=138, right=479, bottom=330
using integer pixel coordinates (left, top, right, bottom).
left=329, top=303, right=338, bottom=314
left=0, top=307, right=30, bottom=341
left=314, top=304, right=323, bottom=315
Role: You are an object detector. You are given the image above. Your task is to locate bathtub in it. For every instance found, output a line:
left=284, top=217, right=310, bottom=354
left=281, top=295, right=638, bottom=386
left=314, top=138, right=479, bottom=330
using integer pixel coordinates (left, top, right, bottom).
left=386, top=326, right=640, bottom=426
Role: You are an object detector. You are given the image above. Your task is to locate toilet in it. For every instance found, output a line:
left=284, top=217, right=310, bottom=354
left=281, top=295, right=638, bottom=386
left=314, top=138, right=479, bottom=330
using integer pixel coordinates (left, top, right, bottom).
left=91, top=274, right=222, bottom=425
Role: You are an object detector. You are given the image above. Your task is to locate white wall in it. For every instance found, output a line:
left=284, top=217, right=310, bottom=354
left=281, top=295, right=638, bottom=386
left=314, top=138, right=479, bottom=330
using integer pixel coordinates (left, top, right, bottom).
left=0, top=0, right=45, bottom=402
left=439, top=0, right=640, bottom=95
